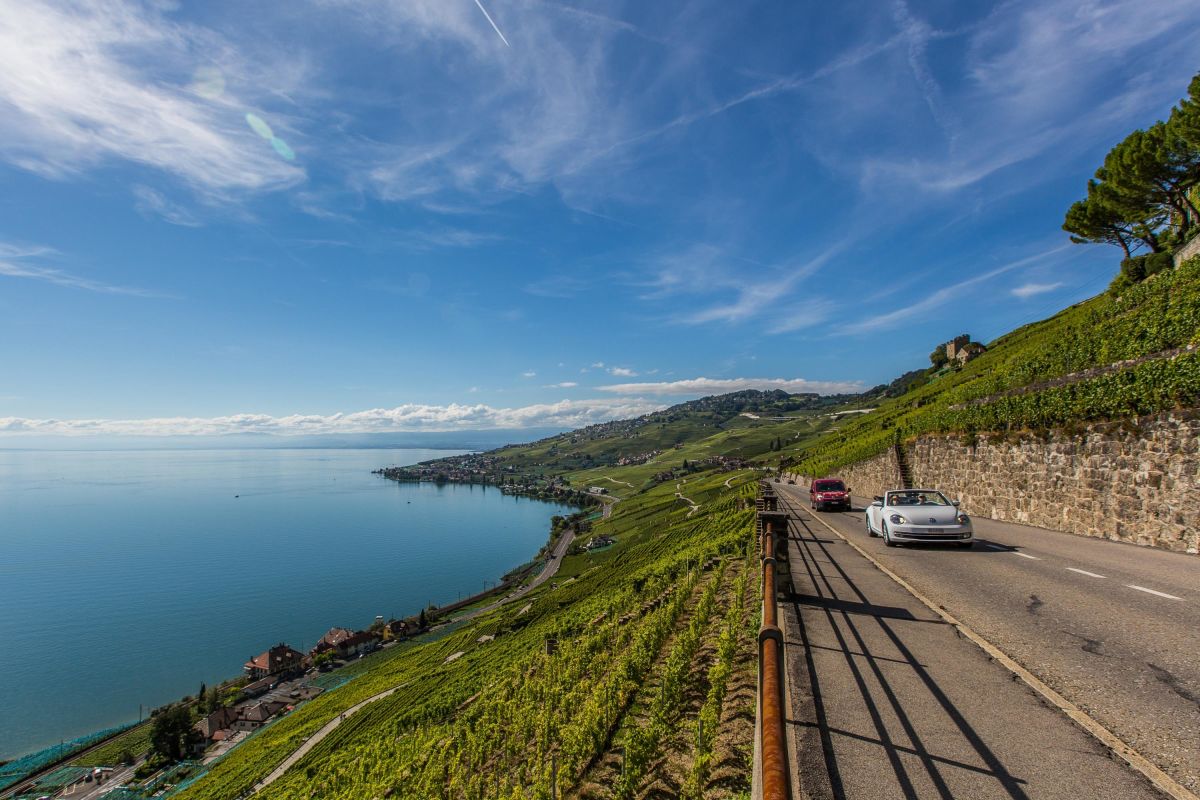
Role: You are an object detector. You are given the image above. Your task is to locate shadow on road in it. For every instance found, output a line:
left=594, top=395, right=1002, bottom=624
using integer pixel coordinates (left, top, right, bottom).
left=787, top=593, right=946, bottom=624
left=780, top=500, right=1032, bottom=800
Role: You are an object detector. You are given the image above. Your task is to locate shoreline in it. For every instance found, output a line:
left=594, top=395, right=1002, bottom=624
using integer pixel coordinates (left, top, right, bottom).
left=1, top=477, right=576, bottom=773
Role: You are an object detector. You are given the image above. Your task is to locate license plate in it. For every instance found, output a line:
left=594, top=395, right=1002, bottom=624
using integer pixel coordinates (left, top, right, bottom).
left=926, top=528, right=942, bottom=533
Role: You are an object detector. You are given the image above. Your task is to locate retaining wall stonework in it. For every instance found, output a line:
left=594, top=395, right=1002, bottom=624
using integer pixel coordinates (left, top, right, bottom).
left=1174, top=235, right=1200, bottom=266
left=792, top=410, right=1200, bottom=554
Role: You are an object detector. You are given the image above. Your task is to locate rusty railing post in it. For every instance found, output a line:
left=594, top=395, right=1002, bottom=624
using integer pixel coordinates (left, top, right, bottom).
left=757, top=519, right=791, bottom=800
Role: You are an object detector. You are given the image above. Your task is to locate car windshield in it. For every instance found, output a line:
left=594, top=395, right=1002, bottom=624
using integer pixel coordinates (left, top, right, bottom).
left=887, top=491, right=951, bottom=506
left=815, top=481, right=844, bottom=491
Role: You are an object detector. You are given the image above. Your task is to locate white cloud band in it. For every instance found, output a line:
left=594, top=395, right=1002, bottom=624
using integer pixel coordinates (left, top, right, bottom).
left=0, top=398, right=667, bottom=438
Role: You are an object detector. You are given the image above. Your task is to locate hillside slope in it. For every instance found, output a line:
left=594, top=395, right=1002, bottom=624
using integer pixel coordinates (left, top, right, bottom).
left=173, top=459, right=768, bottom=799
left=793, top=256, right=1200, bottom=477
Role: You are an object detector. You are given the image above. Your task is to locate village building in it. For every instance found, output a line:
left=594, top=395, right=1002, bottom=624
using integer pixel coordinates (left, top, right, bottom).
left=242, top=676, right=276, bottom=698
left=382, top=619, right=410, bottom=641
left=311, top=627, right=380, bottom=659
left=232, top=699, right=289, bottom=732
left=310, top=627, right=355, bottom=657
left=193, top=706, right=238, bottom=747
left=943, top=334, right=987, bottom=366
left=244, top=643, right=304, bottom=680
left=954, top=341, right=986, bottom=364
left=338, top=630, right=381, bottom=658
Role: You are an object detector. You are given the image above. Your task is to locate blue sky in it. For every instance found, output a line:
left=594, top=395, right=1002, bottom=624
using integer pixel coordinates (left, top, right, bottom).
left=2, top=0, right=1199, bottom=437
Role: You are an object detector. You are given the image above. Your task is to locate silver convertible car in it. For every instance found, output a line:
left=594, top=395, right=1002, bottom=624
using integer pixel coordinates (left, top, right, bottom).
left=865, top=489, right=973, bottom=547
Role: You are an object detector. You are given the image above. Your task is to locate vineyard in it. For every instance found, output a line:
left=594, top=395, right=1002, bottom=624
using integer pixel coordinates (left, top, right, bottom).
left=175, top=470, right=759, bottom=800
left=796, top=256, right=1200, bottom=477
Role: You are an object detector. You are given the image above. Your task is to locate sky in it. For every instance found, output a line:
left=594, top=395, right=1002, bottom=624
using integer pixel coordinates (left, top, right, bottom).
left=2, top=0, right=1199, bottom=439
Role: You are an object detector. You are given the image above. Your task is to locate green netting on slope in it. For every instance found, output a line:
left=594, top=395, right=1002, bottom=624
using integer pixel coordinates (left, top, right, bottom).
left=29, top=765, right=91, bottom=790
left=308, top=671, right=360, bottom=692
left=102, top=789, right=145, bottom=800
left=0, top=725, right=132, bottom=791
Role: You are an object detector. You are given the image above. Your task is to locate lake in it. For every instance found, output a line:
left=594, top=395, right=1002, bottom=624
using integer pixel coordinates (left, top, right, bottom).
left=0, top=448, right=571, bottom=760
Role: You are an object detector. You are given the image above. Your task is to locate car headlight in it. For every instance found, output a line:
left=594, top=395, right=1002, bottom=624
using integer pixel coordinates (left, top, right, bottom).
left=889, top=514, right=906, bottom=524
left=956, top=513, right=970, bottom=525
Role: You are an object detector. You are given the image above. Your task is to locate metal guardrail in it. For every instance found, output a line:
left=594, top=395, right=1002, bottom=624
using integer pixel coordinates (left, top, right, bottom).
left=756, top=482, right=792, bottom=800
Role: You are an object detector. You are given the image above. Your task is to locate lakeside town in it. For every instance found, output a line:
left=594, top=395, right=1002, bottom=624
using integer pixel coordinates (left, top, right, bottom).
left=1, top=614, right=426, bottom=800
left=1, top=517, right=573, bottom=800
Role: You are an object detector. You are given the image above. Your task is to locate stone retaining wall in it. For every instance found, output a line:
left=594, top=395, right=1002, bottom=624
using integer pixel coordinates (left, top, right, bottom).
left=1174, top=235, right=1200, bottom=266
left=790, top=410, right=1199, bottom=554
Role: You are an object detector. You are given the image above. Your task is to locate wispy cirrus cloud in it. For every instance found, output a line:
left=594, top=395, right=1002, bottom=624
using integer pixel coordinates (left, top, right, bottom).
left=596, top=377, right=863, bottom=396
left=638, top=241, right=846, bottom=334
left=1011, top=281, right=1064, bottom=298
left=523, top=274, right=589, bottom=298
left=840, top=244, right=1072, bottom=334
left=543, top=381, right=578, bottom=389
left=0, top=398, right=667, bottom=437
left=132, top=185, right=202, bottom=227
left=853, top=0, right=1200, bottom=196
left=0, top=0, right=305, bottom=196
left=396, top=226, right=503, bottom=250
left=0, top=242, right=163, bottom=297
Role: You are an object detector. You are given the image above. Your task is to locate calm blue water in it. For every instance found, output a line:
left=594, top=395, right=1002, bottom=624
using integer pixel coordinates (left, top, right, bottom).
left=0, top=448, right=570, bottom=760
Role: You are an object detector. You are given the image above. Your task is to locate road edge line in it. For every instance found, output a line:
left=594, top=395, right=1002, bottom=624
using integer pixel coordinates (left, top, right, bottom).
left=796, top=500, right=1199, bottom=800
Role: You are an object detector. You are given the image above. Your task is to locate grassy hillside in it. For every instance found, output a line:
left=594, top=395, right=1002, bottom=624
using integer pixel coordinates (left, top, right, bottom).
left=146, top=258, right=1200, bottom=799
left=166, top=388, right=877, bottom=799
left=485, top=390, right=865, bottom=476
left=173, top=465, right=762, bottom=800
left=794, top=256, right=1200, bottom=477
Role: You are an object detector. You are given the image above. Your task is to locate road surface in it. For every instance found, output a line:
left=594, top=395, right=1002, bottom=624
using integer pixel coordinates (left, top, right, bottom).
left=770, top=481, right=1199, bottom=799
left=457, top=527, right=577, bottom=622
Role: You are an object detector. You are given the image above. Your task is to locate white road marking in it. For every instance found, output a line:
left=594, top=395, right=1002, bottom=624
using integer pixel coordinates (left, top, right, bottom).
left=1067, top=567, right=1107, bottom=579
left=795, top=502, right=1200, bottom=800
left=1126, top=584, right=1183, bottom=601
left=1013, top=552, right=1041, bottom=560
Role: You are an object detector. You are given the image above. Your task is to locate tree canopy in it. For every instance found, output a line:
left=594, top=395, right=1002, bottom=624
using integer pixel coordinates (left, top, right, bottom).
left=1064, top=72, right=1200, bottom=261
left=150, top=704, right=198, bottom=762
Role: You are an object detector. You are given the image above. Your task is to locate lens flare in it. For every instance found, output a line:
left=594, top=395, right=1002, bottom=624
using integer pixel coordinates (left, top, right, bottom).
left=270, top=137, right=295, bottom=161
left=245, top=113, right=274, bottom=140
left=190, top=66, right=225, bottom=99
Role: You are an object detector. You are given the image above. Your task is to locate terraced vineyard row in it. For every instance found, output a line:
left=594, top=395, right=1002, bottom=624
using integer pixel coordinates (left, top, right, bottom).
left=176, top=473, right=758, bottom=800
left=797, top=256, right=1200, bottom=477
left=574, top=539, right=756, bottom=799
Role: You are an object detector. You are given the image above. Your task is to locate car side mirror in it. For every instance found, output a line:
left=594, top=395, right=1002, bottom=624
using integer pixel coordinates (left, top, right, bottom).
left=952, top=500, right=961, bottom=506
left=845, top=487, right=852, bottom=494
left=871, top=500, right=883, bottom=508
left=873, top=495, right=883, bottom=502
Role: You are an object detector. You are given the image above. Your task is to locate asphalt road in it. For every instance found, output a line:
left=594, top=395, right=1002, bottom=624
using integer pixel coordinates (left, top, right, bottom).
left=771, top=481, right=1199, bottom=799
left=57, top=764, right=134, bottom=800
left=456, top=527, right=576, bottom=623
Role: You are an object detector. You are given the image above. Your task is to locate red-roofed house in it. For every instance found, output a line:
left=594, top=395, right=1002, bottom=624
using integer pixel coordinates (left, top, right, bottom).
left=244, top=643, right=304, bottom=680
left=338, top=630, right=380, bottom=658
left=310, top=627, right=380, bottom=659
left=310, top=627, right=355, bottom=658
left=194, top=706, right=237, bottom=743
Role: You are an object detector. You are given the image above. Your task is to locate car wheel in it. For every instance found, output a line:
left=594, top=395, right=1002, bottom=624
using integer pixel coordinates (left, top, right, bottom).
left=866, top=514, right=877, bottom=537
left=883, top=522, right=897, bottom=547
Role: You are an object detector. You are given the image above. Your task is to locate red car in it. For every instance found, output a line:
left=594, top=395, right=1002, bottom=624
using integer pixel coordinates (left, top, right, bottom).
left=810, top=478, right=851, bottom=511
